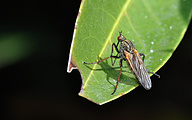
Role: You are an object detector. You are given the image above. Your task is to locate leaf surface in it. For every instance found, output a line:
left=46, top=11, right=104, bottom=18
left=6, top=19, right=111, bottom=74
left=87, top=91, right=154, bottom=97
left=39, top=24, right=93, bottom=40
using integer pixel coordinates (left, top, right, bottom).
left=67, top=0, right=192, bottom=105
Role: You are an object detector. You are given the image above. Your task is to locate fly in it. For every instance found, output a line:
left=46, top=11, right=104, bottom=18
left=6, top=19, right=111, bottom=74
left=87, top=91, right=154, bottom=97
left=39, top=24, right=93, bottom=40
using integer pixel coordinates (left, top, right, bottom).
left=83, top=32, right=160, bottom=95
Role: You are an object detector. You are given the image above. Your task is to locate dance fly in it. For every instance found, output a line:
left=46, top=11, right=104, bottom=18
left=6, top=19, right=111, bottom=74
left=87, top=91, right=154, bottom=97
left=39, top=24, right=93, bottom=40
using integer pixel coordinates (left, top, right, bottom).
left=83, top=32, right=160, bottom=95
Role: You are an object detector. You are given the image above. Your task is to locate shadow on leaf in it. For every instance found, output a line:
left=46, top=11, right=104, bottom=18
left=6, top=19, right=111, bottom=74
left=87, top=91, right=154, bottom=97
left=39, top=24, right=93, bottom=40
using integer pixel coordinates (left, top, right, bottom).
left=84, top=57, right=138, bottom=89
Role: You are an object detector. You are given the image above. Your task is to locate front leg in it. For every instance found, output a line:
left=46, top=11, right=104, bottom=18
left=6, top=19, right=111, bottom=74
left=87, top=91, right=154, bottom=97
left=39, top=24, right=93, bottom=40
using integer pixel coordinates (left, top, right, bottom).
left=111, top=42, right=120, bottom=66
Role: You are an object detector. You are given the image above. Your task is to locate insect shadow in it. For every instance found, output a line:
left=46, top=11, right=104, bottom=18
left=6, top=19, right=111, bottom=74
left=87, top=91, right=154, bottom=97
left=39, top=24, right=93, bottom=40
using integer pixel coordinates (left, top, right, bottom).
left=84, top=57, right=138, bottom=88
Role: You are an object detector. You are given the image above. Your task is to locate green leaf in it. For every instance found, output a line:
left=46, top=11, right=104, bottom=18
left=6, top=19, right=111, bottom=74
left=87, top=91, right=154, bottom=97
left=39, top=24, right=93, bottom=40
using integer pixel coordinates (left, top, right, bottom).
left=67, top=0, right=192, bottom=105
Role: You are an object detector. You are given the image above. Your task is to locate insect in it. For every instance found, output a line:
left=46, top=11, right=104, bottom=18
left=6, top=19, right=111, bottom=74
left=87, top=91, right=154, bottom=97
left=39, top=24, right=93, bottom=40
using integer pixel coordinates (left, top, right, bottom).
left=83, top=32, right=160, bottom=95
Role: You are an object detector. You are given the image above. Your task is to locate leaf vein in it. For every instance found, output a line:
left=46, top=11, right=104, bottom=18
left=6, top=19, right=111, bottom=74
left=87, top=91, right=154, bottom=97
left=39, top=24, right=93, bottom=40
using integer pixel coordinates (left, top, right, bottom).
left=84, top=0, right=132, bottom=87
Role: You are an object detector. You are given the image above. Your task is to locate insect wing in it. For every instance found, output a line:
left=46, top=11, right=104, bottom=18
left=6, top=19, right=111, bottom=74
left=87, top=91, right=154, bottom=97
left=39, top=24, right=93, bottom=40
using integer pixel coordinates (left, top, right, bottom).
left=124, top=50, right=151, bottom=90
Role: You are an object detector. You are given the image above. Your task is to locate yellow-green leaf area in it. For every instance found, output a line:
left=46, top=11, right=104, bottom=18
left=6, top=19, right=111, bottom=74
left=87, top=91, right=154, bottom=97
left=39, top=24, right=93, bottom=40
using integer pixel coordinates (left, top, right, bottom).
left=69, top=0, right=192, bottom=105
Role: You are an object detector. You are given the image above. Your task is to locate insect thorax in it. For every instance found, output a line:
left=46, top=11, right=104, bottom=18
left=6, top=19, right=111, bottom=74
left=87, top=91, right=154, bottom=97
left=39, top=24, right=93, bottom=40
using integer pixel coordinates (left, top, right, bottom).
left=119, top=40, right=135, bottom=59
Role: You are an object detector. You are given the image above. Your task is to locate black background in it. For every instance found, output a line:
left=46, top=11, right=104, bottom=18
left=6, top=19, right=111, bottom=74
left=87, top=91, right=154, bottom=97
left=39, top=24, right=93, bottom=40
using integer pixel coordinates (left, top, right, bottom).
left=0, top=0, right=192, bottom=120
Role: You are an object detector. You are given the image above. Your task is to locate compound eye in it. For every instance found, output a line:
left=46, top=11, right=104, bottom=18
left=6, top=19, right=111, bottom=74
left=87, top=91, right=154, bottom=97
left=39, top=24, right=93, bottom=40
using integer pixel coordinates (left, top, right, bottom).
left=117, top=36, right=122, bottom=41
left=118, top=35, right=125, bottom=41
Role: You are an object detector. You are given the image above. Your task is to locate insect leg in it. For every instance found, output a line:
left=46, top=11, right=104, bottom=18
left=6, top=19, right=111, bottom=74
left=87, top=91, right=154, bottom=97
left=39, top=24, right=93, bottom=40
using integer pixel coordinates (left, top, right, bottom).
left=83, top=56, right=119, bottom=65
left=148, top=71, right=160, bottom=78
left=111, top=59, right=123, bottom=95
left=111, top=42, right=120, bottom=66
left=139, top=53, right=160, bottom=78
left=139, top=53, right=145, bottom=62
left=112, top=42, right=120, bottom=53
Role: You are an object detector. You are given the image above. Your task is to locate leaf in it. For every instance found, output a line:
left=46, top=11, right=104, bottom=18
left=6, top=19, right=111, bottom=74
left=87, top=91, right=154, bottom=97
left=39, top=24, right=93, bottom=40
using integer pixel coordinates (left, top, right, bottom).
left=67, top=0, right=192, bottom=105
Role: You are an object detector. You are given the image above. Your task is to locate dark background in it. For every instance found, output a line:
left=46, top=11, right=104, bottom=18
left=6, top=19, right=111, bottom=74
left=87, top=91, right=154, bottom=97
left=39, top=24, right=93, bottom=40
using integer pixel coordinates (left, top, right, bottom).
left=0, top=0, right=192, bottom=120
